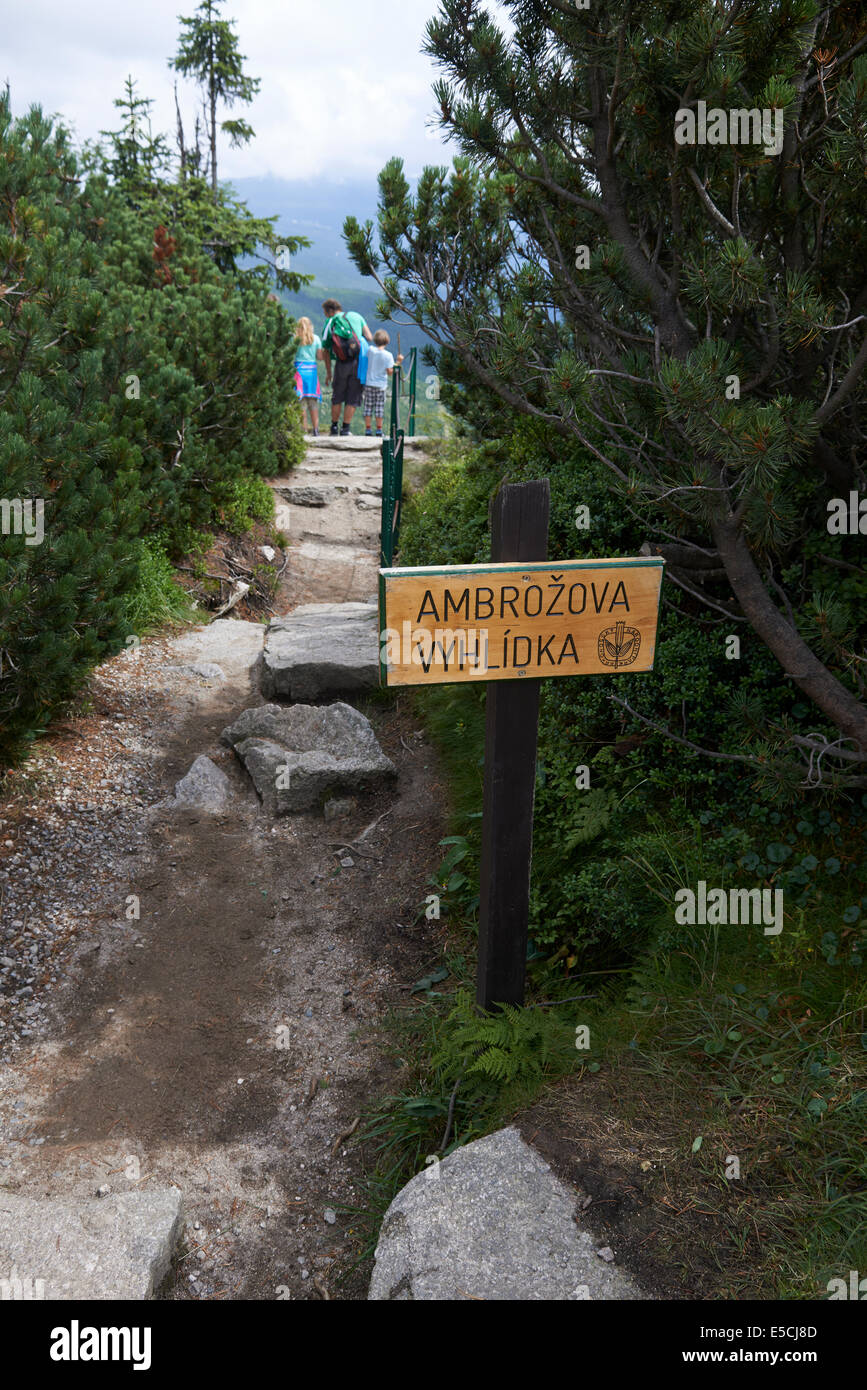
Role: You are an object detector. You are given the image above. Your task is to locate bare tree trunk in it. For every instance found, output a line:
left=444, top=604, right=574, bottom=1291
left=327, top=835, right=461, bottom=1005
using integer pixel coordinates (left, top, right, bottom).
left=173, top=82, right=187, bottom=178
left=209, top=33, right=217, bottom=195
left=712, top=512, right=867, bottom=751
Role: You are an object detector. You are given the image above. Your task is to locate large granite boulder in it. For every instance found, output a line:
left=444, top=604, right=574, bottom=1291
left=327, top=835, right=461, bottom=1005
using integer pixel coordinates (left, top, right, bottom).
left=368, top=1127, right=647, bottom=1301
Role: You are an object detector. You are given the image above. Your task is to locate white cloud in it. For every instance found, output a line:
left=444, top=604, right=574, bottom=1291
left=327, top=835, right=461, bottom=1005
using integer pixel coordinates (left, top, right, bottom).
left=3, top=0, right=457, bottom=180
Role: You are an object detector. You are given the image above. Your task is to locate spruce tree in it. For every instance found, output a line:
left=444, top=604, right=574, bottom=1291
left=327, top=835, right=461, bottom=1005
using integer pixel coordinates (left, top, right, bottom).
left=169, top=0, right=261, bottom=195
left=100, top=76, right=172, bottom=189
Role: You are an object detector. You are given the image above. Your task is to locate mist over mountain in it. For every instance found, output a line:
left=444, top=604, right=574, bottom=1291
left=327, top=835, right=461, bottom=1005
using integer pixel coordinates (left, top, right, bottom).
left=231, top=175, right=435, bottom=355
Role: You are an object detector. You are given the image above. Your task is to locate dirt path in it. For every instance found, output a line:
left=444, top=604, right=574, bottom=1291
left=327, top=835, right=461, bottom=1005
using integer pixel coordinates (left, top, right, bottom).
left=0, top=437, right=445, bottom=1300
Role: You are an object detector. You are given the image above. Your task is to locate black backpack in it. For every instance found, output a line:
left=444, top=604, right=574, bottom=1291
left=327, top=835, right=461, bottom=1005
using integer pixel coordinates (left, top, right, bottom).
left=327, top=313, right=361, bottom=362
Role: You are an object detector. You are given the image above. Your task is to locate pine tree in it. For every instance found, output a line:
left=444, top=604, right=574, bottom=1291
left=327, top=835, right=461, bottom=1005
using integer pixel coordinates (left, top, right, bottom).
left=0, top=99, right=141, bottom=759
left=0, top=78, right=307, bottom=763
left=345, top=1, right=867, bottom=781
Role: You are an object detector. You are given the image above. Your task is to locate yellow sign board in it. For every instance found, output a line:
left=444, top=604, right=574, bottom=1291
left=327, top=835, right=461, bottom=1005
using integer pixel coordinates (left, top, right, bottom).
left=379, top=558, right=664, bottom=686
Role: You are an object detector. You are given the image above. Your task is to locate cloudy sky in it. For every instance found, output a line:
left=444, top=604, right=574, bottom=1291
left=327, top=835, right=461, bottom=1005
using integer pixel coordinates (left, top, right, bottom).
left=2, top=0, right=461, bottom=180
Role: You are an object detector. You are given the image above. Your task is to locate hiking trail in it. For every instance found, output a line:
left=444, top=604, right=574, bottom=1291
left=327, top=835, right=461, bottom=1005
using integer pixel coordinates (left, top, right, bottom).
left=0, top=434, right=444, bottom=1300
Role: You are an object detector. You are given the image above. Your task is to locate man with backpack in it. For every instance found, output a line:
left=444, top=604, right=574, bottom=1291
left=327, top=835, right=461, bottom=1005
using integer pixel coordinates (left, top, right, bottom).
left=321, top=298, right=373, bottom=436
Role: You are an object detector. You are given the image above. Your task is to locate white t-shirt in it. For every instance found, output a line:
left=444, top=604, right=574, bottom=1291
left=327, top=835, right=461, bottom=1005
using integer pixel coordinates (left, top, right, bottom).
left=365, top=345, right=394, bottom=391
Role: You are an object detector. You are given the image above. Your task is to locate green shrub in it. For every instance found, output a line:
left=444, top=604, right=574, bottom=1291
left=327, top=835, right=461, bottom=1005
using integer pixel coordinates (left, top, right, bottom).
left=0, top=96, right=301, bottom=763
left=215, top=474, right=274, bottom=535
left=275, top=397, right=306, bottom=473
left=400, top=422, right=867, bottom=971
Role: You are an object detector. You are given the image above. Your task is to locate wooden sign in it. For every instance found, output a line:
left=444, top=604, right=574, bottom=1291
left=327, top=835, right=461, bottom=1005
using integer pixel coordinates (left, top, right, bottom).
left=379, top=477, right=666, bottom=1012
left=378, top=557, right=664, bottom=687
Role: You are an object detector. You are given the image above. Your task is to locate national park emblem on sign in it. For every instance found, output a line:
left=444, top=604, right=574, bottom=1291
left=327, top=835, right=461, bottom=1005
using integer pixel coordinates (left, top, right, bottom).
left=598, top=620, right=641, bottom=669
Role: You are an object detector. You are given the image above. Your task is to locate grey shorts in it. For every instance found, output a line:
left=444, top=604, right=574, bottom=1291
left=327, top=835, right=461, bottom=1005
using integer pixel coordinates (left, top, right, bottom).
left=331, top=358, right=363, bottom=407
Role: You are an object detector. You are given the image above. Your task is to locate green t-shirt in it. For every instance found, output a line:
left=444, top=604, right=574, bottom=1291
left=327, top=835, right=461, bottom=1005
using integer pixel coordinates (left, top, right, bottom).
left=295, top=334, right=321, bottom=363
left=323, top=312, right=367, bottom=358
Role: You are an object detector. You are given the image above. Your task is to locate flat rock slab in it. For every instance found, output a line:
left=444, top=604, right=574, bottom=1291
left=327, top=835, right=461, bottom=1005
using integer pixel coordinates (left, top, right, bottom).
left=261, top=602, right=379, bottom=700
left=369, top=1127, right=647, bottom=1301
left=275, top=485, right=335, bottom=507
left=173, top=755, right=232, bottom=812
left=169, top=618, right=265, bottom=684
left=222, top=701, right=395, bottom=813
left=0, top=1187, right=183, bottom=1299
left=172, top=661, right=226, bottom=684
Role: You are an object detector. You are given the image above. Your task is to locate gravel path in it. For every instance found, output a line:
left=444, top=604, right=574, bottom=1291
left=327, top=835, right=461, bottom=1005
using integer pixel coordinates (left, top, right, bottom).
left=0, top=437, right=446, bottom=1300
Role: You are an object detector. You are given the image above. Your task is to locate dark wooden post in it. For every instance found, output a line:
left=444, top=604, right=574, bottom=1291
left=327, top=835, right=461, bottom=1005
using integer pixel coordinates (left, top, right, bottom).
left=476, top=479, right=550, bottom=1011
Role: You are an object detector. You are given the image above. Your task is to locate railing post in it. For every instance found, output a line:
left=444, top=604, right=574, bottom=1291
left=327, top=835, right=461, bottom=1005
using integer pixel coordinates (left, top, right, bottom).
left=380, top=437, right=393, bottom=567
left=391, top=429, right=404, bottom=558
left=407, top=348, right=417, bottom=438
left=390, top=358, right=401, bottom=437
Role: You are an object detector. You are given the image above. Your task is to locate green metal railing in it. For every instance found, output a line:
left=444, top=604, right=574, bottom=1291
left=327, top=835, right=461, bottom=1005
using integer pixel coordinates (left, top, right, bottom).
left=380, top=346, right=417, bottom=566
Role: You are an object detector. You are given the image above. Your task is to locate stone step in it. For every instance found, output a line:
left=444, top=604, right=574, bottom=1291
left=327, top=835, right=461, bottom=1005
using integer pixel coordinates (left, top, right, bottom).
left=272, top=482, right=382, bottom=507
left=0, top=1187, right=183, bottom=1300
left=304, top=435, right=431, bottom=451
left=260, top=600, right=380, bottom=701
left=222, top=701, right=395, bottom=814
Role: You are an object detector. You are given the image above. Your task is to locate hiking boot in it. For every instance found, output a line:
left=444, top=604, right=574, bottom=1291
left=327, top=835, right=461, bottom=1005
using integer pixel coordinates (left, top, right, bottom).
left=340, top=424, right=351, bottom=436
left=375, top=429, right=383, bottom=437
left=312, top=428, right=319, bottom=436
left=365, top=428, right=373, bottom=436
left=329, top=423, right=339, bottom=436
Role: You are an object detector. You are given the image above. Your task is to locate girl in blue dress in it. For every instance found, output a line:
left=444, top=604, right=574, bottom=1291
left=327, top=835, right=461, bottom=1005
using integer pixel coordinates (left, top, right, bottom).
left=294, top=317, right=325, bottom=435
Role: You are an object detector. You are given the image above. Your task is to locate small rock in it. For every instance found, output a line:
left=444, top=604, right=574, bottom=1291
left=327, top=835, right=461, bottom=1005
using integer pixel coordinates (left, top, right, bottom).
left=596, top=1246, right=615, bottom=1262
left=324, top=1208, right=337, bottom=1225
left=173, top=756, right=232, bottom=812
left=0, top=1188, right=183, bottom=1299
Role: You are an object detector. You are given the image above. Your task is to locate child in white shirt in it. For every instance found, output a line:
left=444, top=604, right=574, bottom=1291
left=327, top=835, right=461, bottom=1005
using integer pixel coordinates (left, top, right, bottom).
left=363, top=330, right=404, bottom=436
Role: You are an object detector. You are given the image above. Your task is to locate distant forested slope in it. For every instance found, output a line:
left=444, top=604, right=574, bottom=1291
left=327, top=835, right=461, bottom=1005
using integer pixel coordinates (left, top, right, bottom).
left=231, top=175, right=435, bottom=354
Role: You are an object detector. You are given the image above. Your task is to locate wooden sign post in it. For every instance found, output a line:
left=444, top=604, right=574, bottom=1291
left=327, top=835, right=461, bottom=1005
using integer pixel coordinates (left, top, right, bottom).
left=476, top=481, right=549, bottom=1011
left=378, top=479, right=664, bottom=1010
